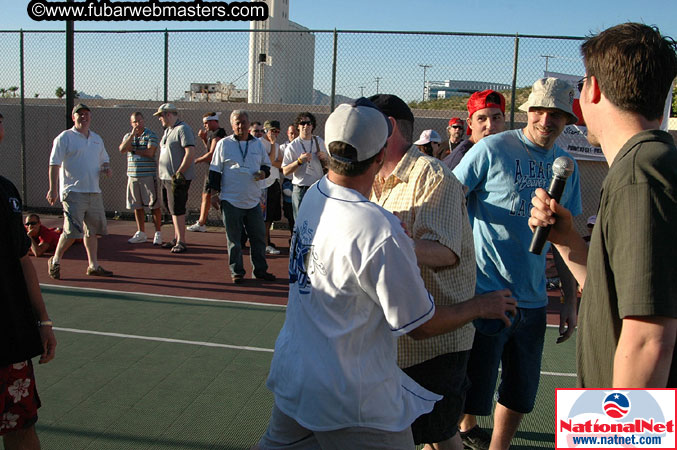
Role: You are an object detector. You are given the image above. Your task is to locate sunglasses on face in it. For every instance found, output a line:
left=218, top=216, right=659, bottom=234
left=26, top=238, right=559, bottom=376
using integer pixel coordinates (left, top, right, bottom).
left=25, top=221, right=38, bottom=226
left=451, top=125, right=463, bottom=129
left=577, top=76, right=588, bottom=93
left=299, top=121, right=312, bottom=126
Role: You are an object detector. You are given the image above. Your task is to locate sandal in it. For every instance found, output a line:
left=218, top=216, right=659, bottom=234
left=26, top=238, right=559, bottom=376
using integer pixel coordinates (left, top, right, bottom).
left=161, top=238, right=177, bottom=249
left=171, top=241, right=187, bottom=253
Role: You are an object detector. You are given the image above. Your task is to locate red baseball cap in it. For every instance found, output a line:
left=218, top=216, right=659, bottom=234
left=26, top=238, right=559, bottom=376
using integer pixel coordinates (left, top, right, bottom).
left=448, top=117, right=463, bottom=127
left=467, top=90, right=506, bottom=119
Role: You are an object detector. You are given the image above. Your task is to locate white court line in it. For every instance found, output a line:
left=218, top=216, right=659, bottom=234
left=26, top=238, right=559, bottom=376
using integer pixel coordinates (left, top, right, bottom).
left=54, top=327, right=274, bottom=353
left=54, top=327, right=578, bottom=377
left=41, top=283, right=287, bottom=308
left=45, top=285, right=577, bottom=376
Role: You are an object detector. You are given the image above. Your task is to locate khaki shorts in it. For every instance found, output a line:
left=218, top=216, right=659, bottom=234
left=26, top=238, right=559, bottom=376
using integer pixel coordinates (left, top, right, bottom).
left=62, top=191, right=108, bottom=239
left=257, top=403, right=415, bottom=450
left=126, top=176, right=159, bottom=210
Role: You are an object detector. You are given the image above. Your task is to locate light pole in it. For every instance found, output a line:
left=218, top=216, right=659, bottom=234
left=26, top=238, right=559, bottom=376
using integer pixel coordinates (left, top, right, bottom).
left=359, top=86, right=365, bottom=97
left=419, top=64, right=431, bottom=102
left=540, top=55, right=556, bottom=75
left=375, top=77, right=382, bottom=95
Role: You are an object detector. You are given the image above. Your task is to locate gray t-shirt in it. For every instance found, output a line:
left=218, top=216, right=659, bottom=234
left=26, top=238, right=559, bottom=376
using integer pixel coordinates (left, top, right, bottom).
left=158, top=120, right=196, bottom=180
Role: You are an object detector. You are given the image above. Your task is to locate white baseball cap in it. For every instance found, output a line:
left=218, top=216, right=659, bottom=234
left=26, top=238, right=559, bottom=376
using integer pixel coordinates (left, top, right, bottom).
left=325, top=98, right=391, bottom=162
left=414, top=129, right=442, bottom=145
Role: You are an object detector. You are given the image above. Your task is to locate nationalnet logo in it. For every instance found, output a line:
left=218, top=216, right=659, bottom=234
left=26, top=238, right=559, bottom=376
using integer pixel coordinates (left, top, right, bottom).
left=556, top=389, right=676, bottom=449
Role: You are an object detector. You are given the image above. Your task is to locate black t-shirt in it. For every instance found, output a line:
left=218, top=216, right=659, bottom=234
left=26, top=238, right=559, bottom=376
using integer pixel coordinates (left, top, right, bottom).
left=0, top=176, right=43, bottom=366
left=207, top=127, right=227, bottom=150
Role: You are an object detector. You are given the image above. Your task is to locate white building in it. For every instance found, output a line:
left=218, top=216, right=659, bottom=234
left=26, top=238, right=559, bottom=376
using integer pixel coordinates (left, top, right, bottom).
left=248, top=0, right=315, bottom=104
left=426, top=80, right=512, bottom=100
left=184, top=82, right=247, bottom=103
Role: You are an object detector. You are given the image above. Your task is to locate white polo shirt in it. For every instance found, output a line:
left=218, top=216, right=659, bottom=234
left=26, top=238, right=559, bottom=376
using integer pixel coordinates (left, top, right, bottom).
left=282, top=136, right=327, bottom=187
left=266, top=176, right=440, bottom=432
left=49, top=127, right=110, bottom=200
left=210, top=135, right=272, bottom=209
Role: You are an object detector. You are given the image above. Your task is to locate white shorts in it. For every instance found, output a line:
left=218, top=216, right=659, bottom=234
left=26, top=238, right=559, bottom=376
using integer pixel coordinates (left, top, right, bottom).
left=257, top=403, right=415, bottom=450
left=126, top=176, right=159, bottom=210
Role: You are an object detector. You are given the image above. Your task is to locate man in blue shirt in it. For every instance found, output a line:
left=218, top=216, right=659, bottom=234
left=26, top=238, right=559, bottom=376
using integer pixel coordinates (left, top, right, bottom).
left=453, top=78, right=582, bottom=450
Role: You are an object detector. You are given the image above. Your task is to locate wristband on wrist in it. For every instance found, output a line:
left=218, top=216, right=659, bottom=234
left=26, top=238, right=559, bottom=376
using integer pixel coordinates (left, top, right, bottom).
left=297, top=158, right=304, bottom=165
left=37, top=319, right=53, bottom=327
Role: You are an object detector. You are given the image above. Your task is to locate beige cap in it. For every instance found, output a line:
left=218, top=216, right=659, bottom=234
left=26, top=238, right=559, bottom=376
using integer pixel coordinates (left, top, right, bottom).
left=153, top=103, right=178, bottom=116
left=519, top=77, right=578, bottom=125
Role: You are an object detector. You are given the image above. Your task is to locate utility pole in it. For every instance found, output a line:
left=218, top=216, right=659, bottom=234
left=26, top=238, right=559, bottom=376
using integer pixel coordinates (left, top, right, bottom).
left=418, top=64, right=431, bottom=102
left=375, top=77, right=382, bottom=95
left=540, top=55, right=556, bottom=75
left=359, top=86, right=365, bottom=97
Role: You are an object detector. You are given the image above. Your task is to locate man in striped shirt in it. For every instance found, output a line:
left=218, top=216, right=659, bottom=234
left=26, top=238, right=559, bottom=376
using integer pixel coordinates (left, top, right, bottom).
left=119, top=112, right=162, bottom=245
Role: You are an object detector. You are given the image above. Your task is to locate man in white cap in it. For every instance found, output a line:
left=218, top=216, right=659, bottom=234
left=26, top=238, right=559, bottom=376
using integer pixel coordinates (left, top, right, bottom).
left=256, top=98, right=516, bottom=449
left=46, top=103, right=113, bottom=279
left=453, top=78, right=582, bottom=450
left=413, top=129, right=442, bottom=157
left=153, top=103, right=195, bottom=253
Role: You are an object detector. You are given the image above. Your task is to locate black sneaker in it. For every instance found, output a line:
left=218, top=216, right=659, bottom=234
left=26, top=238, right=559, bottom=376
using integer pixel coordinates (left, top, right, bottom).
left=253, top=272, right=276, bottom=281
left=460, top=425, right=491, bottom=450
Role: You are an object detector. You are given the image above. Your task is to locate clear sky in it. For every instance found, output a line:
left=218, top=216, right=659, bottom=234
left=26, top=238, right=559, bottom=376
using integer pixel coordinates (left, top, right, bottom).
left=1, top=1, right=676, bottom=102
left=2, top=0, right=676, bottom=38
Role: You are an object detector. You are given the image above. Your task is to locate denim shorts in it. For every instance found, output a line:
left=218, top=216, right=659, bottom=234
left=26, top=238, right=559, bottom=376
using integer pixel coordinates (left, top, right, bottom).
left=403, top=351, right=471, bottom=444
left=464, top=307, right=546, bottom=415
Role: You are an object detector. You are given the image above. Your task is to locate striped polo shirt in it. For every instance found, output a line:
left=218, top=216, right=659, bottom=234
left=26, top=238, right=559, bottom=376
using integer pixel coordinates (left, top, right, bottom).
left=126, top=128, right=159, bottom=178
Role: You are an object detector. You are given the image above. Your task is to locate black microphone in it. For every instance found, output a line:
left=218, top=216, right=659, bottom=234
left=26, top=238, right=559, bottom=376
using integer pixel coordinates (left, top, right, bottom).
left=529, top=156, right=575, bottom=255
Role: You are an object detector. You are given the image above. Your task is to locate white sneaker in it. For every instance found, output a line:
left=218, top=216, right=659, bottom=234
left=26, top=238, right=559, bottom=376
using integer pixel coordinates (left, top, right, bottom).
left=128, top=231, right=147, bottom=244
left=187, top=222, right=207, bottom=232
left=153, top=232, right=162, bottom=246
left=266, top=245, right=281, bottom=255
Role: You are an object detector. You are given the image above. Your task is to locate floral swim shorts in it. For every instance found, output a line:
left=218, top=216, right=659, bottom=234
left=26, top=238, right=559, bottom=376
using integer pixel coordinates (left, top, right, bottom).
left=0, top=360, right=41, bottom=435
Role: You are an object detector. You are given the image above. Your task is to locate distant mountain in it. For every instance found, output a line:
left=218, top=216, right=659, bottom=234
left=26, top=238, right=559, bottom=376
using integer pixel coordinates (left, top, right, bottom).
left=77, top=91, right=103, bottom=99
left=312, top=89, right=353, bottom=106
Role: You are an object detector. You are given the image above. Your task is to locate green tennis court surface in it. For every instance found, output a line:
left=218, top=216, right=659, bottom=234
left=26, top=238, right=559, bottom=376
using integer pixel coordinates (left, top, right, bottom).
left=31, top=285, right=576, bottom=449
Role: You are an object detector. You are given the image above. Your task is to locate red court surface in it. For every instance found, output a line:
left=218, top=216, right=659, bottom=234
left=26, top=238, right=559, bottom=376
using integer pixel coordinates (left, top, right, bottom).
left=32, top=214, right=293, bottom=306
left=31, top=214, right=571, bottom=324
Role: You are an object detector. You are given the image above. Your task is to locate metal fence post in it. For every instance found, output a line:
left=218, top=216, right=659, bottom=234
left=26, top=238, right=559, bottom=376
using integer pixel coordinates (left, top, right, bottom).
left=20, top=30, right=27, bottom=204
left=164, top=30, right=169, bottom=103
left=510, top=33, right=520, bottom=130
left=66, top=20, right=74, bottom=129
left=330, top=29, right=338, bottom=111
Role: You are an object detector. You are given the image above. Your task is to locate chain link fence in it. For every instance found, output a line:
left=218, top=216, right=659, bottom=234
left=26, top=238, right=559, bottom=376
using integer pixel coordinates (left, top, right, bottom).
left=0, top=28, right=605, bottom=231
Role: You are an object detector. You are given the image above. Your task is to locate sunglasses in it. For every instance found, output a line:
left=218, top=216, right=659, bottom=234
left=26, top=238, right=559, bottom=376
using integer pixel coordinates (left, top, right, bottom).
left=298, top=121, right=312, bottom=126
left=25, top=221, right=38, bottom=226
left=577, top=76, right=588, bottom=93
left=451, top=125, right=463, bottom=129
left=253, top=129, right=264, bottom=133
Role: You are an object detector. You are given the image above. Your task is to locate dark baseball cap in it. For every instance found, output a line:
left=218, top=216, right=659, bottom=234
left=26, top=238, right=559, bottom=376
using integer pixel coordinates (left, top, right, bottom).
left=368, top=94, right=414, bottom=123
left=72, top=103, right=90, bottom=115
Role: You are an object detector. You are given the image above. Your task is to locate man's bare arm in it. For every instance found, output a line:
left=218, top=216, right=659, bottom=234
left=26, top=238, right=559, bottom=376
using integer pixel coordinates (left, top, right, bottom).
left=177, top=146, right=195, bottom=174
left=413, top=239, right=458, bottom=268
left=46, top=165, right=60, bottom=205
left=553, top=247, right=578, bottom=343
left=613, top=316, right=677, bottom=388
left=20, top=255, right=56, bottom=364
left=409, top=289, right=516, bottom=340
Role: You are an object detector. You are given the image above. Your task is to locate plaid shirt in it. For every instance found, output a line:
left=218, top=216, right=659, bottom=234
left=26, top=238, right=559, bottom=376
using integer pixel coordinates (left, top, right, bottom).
left=371, top=146, right=476, bottom=368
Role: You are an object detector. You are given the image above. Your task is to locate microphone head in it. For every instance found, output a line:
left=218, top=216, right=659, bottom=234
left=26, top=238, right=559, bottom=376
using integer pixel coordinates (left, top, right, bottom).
left=553, top=156, right=574, bottom=178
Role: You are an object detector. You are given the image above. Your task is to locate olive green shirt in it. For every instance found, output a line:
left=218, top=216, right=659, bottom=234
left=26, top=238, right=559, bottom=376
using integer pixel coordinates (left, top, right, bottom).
left=578, top=130, right=677, bottom=388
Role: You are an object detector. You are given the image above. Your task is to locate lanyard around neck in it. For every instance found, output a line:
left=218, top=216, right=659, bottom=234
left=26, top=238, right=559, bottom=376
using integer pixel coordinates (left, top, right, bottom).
left=299, top=137, right=314, bottom=154
left=237, top=138, right=249, bottom=162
